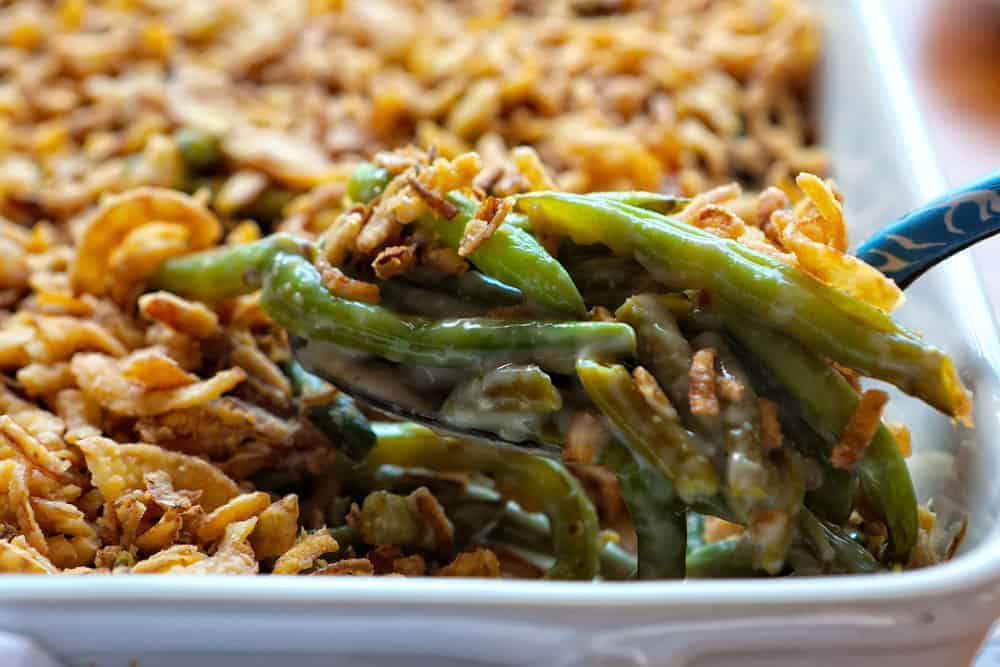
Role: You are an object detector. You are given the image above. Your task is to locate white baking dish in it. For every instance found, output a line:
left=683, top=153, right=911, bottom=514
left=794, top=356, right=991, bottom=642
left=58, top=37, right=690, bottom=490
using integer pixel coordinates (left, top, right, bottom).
left=3, top=2, right=1000, bottom=666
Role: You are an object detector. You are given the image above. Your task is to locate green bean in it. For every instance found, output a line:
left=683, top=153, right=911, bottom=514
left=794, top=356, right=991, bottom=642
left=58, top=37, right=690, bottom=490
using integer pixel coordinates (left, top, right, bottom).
left=263, top=253, right=634, bottom=374
left=174, top=127, right=221, bottom=172
left=347, top=162, right=391, bottom=204
left=149, top=233, right=310, bottom=302
left=586, top=191, right=689, bottom=214
left=404, top=267, right=524, bottom=308
left=422, top=193, right=586, bottom=317
left=441, top=364, right=562, bottom=442
left=285, top=360, right=375, bottom=460
left=602, top=439, right=686, bottom=579
left=356, top=489, right=433, bottom=549
left=686, top=511, right=879, bottom=577
left=737, top=358, right=857, bottom=525
left=723, top=315, right=917, bottom=562
left=244, top=186, right=294, bottom=227
left=686, top=513, right=705, bottom=553
left=563, top=255, right=663, bottom=310
left=615, top=294, right=693, bottom=407
left=576, top=359, right=721, bottom=505
left=329, top=524, right=358, bottom=548
left=699, top=332, right=803, bottom=574
left=369, top=467, right=635, bottom=579
left=686, top=538, right=761, bottom=578
left=797, top=508, right=880, bottom=574
left=348, top=163, right=584, bottom=315
left=379, top=279, right=491, bottom=318
left=517, top=193, right=969, bottom=418
left=598, top=541, right=640, bottom=580
left=488, top=512, right=639, bottom=581
left=366, top=421, right=601, bottom=580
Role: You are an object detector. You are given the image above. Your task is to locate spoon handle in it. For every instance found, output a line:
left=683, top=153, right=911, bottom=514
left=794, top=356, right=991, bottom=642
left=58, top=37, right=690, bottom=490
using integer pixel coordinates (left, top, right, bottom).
left=856, top=170, right=1000, bottom=289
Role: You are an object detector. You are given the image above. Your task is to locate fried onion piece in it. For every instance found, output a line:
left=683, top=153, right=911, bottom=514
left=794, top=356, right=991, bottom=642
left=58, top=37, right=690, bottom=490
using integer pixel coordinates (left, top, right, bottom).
left=408, top=486, right=454, bottom=554
left=511, top=146, right=555, bottom=191
left=681, top=182, right=741, bottom=222
left=249, top=494, right=299, bottom=560
left=459, top=196, right=513, bottom=257
left=70, top=187, right=221, bottom=297
left=758, top=398, right=784, bottom=451
left=77, top=437, right=240, bottom=511
left=888, top=421, right=912, bottom=458
left=780, top=217, right=903, bottom=313
left=319, top=264, right=380, bottom=304
left=107, top=222, right=192, bottom=301
left=0, top=536, right=58, bottom=574
left=717, top=376, right=745, bottom=403
left=31, top=499, right=96, bottom=539
left=9, top=463, right=47, bottom=555
left=831, top=390, right=889, bottom=471
left=177, top=517, right=259, bottom=575
left=437, top=548, right=501, bottom=578
left=0, top=415, right=73, bottom=480
left=33, top=315, right=128, bottom=361
left=16, top=362, right=76, bottom=398
left=134, top=510, right=183, bottom=556
left=313, top=558, right=375, bottom=576
left=703, top=516, right=744, bottom=543
left=71, top=352, right=246, bottom=417
left=689, top=348, right=720, bottom=417
left=272, top=529, right=339, bottom=575
left=120, top=349, right=200, bottom=390
left=135, top=397, right=296, bottom=459
left=131, top=544, right=207, bottom=574
left=222, top=126, right=341, bottom=189
left=138, top=291, right=221, bottom=339
left=372, top=244, right=418, bottom=280
left=632, top=366, right=678, bottom=421
left=196, top=491, right=271, bottom=543
left=795, top=173, right=847, bottom=252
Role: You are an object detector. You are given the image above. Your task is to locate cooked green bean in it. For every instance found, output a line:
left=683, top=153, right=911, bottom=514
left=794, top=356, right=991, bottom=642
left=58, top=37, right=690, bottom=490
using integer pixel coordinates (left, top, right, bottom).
left=285, top=360, right=375, bottom=460
left=404, top=266, right=524, bottom=308
left=797, top=508, right=880, bottom=574
left=517, top=192, right=970, bottom=418
left=356, top=489, right=433, bottom=549
left=149, top=233, right=310, bottom=302
left=587, top=191, right=689, bottom=214
left=737, top=358, right=857, bottom=525
left=174, top=127, right=221, bottom=172
left=687, top=509, right=879, bottom=578
left=263, top=253, right=634, bottom=374
left=378, top=279, right=491, bottom=318
left=602, top=439, right=686, bottom=579
left=488, top=501, right=638, bottom=580
left=576, top=359, right=721, bottom=505
left=564, top=255, right=663, bottom=310
left=723, top=315, right=917, bottom=562
left=686, top=538, right=761, bottom=578
left=244, top=185, right=294, bottom=227
left=347, top=162, right=391, bottom=204
left=698, top=332, right=803, bottom=574
left=686, top=513, right=705, bottom=553
left=366, top=421, right=601, bottom=579
left=615, top=294, right=693, bottom=407
left=441, top=364, right=562, bottom=441
left=423, top=192, right=586, bottom=317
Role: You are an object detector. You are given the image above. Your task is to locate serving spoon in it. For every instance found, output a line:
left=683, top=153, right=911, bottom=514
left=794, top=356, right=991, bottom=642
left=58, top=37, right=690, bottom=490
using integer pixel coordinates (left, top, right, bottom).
left=294, top=170, right=1000, bottom=449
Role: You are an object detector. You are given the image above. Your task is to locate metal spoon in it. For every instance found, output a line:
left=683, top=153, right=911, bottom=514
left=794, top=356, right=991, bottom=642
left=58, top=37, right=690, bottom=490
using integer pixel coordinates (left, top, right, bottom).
left=295, top=171, right=1000, bottom=449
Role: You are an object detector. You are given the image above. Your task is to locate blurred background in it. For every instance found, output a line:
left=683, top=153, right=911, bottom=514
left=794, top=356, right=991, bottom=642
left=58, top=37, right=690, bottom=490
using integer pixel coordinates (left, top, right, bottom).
left=886, top=0, right=1000, bottom=317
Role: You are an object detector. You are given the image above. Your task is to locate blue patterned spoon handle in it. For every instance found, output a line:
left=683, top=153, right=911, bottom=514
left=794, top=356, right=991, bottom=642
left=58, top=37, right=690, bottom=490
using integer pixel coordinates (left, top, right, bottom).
left=856, top=170, right=1000, bottom=289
